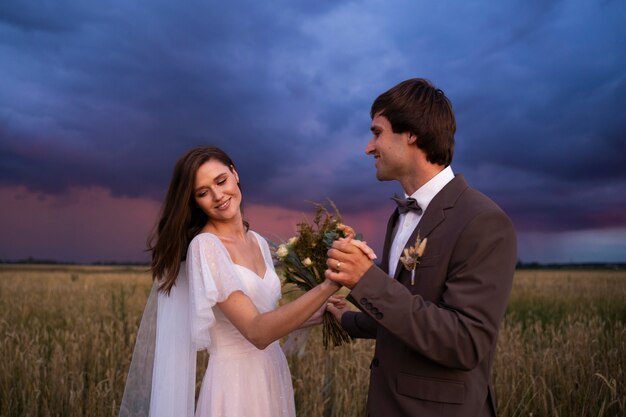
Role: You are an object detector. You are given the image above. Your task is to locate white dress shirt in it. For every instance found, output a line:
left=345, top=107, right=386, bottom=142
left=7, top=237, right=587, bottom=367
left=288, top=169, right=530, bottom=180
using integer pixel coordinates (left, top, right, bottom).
left=388, top=166, right=455, bottom=278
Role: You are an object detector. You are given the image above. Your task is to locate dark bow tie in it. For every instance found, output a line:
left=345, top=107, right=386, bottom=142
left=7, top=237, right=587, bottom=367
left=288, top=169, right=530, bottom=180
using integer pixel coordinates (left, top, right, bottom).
left=391, top=194, right=423, bottom=215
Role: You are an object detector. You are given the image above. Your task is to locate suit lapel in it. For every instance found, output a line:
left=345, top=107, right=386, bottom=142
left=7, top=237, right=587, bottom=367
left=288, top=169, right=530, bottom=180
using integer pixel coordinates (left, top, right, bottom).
left=391, top=174, right=469, bottom=281
left=380, top=209, right=399, bottom=275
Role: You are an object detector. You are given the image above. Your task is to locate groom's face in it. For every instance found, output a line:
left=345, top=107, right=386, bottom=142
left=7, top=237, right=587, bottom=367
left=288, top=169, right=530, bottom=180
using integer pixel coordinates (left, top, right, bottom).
left=366, top=113, right=412, bottom=181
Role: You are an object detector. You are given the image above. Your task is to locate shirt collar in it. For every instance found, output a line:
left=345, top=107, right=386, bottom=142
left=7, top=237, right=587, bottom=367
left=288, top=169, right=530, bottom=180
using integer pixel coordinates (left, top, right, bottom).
left=405, top=166, right=455, bottom=214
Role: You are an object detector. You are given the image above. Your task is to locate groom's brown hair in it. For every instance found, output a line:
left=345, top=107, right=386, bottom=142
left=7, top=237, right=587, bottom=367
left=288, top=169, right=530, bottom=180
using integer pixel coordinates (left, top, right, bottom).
left=371, top=78, right=455, bottom=167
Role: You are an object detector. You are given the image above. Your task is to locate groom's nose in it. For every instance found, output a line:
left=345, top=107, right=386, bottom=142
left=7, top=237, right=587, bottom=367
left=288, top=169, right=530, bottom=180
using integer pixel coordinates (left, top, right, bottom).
left=365, top=138, right=376, bottom=155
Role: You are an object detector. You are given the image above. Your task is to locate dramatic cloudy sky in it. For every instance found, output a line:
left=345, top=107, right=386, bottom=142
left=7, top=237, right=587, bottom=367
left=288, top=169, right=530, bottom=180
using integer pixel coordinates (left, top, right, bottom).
left=1, top=0, right=625, bottom=263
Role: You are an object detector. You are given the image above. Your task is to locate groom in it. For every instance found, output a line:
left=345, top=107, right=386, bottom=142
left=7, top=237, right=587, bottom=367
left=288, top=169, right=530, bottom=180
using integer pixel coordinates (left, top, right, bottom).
left=326, top=78, right=517, bottom=417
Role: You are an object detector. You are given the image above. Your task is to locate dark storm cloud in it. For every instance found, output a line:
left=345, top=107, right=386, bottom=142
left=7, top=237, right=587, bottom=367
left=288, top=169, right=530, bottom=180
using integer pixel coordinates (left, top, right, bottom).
left=0, top=1, right=94, bottom=33
left=1, top=0, right=625, bottom=239
left=0, top=0, right=341, bottom=196
left=1, top=0, right=379, bottom=203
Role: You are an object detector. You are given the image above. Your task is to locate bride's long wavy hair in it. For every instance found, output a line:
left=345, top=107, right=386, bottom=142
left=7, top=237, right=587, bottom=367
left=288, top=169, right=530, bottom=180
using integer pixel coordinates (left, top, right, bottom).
left=148, top=146, right=249, bottom=294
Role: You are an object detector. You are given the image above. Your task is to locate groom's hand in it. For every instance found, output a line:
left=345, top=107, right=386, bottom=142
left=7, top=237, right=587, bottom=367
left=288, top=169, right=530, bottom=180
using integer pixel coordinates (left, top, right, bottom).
left=326, top=296, right=349, bottom=322
left=325, top=238, right=373, bottom=289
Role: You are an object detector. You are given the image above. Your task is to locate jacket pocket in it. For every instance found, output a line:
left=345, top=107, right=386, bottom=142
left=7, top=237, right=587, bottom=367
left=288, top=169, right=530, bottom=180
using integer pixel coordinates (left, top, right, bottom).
left=397, top=373, right=465, bottom=404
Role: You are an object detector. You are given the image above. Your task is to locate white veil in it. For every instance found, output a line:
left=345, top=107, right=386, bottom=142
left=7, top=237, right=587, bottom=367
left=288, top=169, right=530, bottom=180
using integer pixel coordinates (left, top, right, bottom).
left=118, top=262, right=196, bottom=417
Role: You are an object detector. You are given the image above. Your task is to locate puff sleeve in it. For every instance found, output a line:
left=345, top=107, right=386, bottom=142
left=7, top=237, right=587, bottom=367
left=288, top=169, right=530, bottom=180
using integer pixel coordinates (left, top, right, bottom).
left=186, top=233, right=246, bottom=351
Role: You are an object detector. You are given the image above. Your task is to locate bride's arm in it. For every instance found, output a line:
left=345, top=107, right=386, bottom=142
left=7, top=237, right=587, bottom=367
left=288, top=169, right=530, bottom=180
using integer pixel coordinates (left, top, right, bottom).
left=217, top=279, right=339, bottom=350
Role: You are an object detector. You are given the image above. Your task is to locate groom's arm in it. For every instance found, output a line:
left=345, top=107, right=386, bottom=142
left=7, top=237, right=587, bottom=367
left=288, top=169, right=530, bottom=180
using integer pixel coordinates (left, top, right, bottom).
left=327, top=294, right=378, bottom=339
left=328, top=209, right=516, bottom=370
left=341, top=310, right=378, bottom=339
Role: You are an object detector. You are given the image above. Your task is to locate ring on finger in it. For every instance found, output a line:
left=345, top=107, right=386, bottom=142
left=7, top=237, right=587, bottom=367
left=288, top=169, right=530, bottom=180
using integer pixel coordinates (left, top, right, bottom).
left=336, top=261, right=342, bottom=271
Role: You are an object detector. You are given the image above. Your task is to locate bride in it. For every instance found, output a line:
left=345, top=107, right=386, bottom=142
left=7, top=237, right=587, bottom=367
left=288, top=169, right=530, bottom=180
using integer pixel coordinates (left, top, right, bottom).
left=118, top=146, right=347, bottom=417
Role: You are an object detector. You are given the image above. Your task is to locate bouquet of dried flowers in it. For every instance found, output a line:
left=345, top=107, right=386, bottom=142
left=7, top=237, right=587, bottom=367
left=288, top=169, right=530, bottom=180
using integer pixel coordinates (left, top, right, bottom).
left=274, top=201, right=354, bottom=349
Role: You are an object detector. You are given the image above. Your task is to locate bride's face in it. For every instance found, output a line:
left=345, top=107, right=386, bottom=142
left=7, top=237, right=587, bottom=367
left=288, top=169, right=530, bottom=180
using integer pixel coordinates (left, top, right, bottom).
left=193, top=159, right=242, bottom=223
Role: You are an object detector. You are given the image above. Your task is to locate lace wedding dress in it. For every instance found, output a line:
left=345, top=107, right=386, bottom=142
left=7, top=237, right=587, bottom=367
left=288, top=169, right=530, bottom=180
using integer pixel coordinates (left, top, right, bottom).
left=118, top=231, right=295, bottom=417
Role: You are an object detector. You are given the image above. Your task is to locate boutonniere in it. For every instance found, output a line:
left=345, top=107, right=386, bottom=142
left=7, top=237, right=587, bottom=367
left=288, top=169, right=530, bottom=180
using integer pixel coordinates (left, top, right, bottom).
left=399, top=234, right=428, bottom=285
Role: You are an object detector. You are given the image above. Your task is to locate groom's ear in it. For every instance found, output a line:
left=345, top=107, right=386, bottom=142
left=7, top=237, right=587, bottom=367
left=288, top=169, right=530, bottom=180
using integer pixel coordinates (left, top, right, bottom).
left=407, top=133, right=418, bottom=145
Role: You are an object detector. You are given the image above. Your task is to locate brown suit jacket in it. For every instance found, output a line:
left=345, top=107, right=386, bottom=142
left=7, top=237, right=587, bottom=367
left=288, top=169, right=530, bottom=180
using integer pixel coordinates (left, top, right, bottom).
left=342, top=175, right=517, bottom=417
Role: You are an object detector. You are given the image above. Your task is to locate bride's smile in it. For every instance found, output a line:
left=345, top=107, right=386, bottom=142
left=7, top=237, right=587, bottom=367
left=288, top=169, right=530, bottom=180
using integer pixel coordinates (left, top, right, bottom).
left=215, top=197, right=231, bottom=210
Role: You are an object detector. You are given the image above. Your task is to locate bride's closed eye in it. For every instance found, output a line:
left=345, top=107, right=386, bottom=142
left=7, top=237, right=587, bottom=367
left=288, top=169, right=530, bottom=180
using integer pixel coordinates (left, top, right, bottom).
left=215, top=173, right=229, bottom=186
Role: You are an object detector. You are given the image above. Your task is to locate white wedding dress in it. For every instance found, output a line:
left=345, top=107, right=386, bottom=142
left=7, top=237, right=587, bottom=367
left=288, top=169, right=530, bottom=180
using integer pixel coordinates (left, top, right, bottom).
left=118, top=231, right=295, bottom=417
left=189, top=231, right=295, bottom=417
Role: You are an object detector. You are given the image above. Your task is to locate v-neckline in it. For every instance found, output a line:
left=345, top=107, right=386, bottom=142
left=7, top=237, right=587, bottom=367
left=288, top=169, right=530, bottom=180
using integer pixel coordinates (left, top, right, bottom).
left=200, top=231, right=268, bottom=280
left=234, top=263, right=269, bottom=280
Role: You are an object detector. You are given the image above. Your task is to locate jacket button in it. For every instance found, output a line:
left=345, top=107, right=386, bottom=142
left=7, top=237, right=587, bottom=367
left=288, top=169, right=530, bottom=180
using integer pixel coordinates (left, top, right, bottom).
left=360, top=298, right=368, bottom=304
left=375, top=312, right=384, bottom=320
left=365, top=302, right=373, bottom=310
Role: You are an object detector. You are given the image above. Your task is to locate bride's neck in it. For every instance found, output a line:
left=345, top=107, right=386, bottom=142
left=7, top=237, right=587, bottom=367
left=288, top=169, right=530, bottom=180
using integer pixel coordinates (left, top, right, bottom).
left=204, top=218, right=247, bottom=242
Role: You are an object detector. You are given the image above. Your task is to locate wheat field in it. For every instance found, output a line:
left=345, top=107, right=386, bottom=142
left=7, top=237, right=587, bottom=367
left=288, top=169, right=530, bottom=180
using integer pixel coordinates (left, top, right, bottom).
left=0, top=265, right=624, bottom=417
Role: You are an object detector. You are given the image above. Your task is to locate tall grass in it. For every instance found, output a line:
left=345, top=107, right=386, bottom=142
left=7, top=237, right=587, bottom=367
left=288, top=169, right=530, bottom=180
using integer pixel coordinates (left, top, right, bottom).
left=493, top=270, right=625, bottom=416
left=0, top=266, right=624, bottom=416
left=0, top=266, right=148, bottom=417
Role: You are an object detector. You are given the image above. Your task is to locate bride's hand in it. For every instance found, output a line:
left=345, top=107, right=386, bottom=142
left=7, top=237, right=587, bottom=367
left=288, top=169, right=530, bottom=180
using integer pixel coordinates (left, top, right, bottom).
left=337, top=223, right=377, bottom=260
left=348, top=239, right=377, bottom=260
left=337, top=223, right=356, bottom=238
